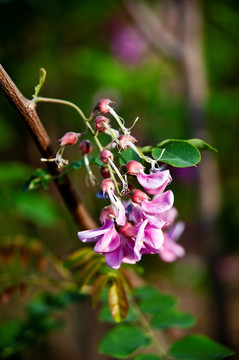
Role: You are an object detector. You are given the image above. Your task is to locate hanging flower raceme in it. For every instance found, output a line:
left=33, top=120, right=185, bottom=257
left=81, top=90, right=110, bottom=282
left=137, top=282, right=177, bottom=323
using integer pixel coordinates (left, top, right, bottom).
left=58, top=97, right=186, bottom=269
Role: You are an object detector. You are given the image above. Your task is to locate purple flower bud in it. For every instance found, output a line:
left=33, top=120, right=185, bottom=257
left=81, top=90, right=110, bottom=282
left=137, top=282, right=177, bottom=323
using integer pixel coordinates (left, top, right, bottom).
left=126, top=160, right=145, bottom=176
left=100, top=149, right=114, bottom=164
left=100, top=166, right=111, bottom=179
left=59, top=132, right=79, bottom=146
left=100, top=205, right=115, bottom=224
left=119, top=222, right=136, bottom=237
left=118, top=135, right=137, bottom=149
left=101, top=179, right=115, bottom=194
left=95, top=116, right=110, bottom=132
left=79, top=140, right=93, bottom=155
left=131, top=189, right=149, bottom=204
left=94, top=99, right=114, bottom=114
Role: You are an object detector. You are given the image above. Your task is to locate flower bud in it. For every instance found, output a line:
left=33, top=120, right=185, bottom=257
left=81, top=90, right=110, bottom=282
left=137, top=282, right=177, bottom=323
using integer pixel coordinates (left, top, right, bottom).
left=79, top=140, right=93, bottom=155
left=100, top=166, right=111, bottom=179
left=118, top=135, right=137, bottom=149
left=59, top=132, right=79, bottom=146
left=126, top=160, right=145, bottom=176
left=100, top=149, right=114, bottom=164
left=95, top=116, right=110, bottom=132
left=131, top=189, right=149, bottom=204
left=101, top=179, right=115, bottom=194
left=94, top=99, right=114, bottom=114
left=100, top=205, right=115, bottom=224
left=119, top=222, right=136, bottom=237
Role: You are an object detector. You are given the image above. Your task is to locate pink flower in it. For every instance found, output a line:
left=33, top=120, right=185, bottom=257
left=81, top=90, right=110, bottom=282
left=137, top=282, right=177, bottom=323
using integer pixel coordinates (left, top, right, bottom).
left=134, top=219, right=164, bottom=261
left=160, top=221, right=185, bottom=262
left=104, top=236, right=136, bottom=269
left=141, top=190, right=174, bottom=215
left=77, top=218, right=120, bottom=254
left=59, top=132, right=80, bottom=146
left=137, top=169, right=172, bottom=195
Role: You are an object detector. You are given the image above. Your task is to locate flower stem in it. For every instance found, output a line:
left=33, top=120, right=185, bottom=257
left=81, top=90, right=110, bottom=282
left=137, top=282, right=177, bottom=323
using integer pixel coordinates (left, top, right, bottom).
left=128, top=293, right=175, bottom=359
left=35, top=96, right=88, bottom=122
left=35, top=96, right=121, bottom=195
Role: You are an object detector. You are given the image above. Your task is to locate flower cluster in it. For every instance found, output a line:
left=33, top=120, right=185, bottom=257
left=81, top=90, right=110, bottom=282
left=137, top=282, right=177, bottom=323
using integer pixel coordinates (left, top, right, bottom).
left=76, top=99, right=185, bottom=269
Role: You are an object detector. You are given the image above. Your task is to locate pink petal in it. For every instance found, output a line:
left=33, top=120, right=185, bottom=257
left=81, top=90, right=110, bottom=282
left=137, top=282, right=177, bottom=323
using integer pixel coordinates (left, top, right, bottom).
left=144, top=226, right=164, bottom=250
left=105, top=246, right=124, bottom=269
left=141, top=190, right=174, bottom=214
left=77, top=219, right=114, bottom=243
left=160, top=238, right=185, bottom=262
left=167, top=221, right=185, bottom=241
left=94, top=227, right=120, bottom=253
left=134, top=219, right=148, bottom=261
left=137, top=170, right=172, bottom=195
left=113, top=199, right=126, bottom=226
left=159, top=207, right=178, bottom=226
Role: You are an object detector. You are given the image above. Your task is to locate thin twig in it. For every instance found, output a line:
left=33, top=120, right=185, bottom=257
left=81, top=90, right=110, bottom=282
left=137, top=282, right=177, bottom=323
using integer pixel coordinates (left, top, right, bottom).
left=0, top=64, right=97, bottom=230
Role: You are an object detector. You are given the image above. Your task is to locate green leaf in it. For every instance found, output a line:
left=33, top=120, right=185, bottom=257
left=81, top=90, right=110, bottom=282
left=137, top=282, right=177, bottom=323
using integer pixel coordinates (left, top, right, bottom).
left=187, top=138, right=217, bottom=152
left=23, top=168, right=53, bottom=191
left=99, top=325, right=151, bottom=358
left=138, top=146, right=153, bottom=153
left=151, top=309, right=196, bottom=329
left=63, top=247, right=95, bottom=269
left=0, top=320, right=22, bottom=348
left=119, top=148, right=142, bottom=166
left=91, top=274, right=109, bottom=308
left=94, top=156, right=104, bottom=167
left=75, top=258, right=103, bottom=288
left=0, top=162, right=31, bottom=183
left=169, top=334, right=235, bottom=360
left=108, top=279, right=129, bottom=322
left=15, top=192, right=61, bottom=226
left=134, top=286, right=159, bottom=299
left=135, top=286, right=176, bottom=314
left=153, top=140, right=201, bottom=167
left=133, top=355, right=163, bottom=360
left=69, top=159, right=85, bottom=169
left=99, top=304, right=137, bottom=324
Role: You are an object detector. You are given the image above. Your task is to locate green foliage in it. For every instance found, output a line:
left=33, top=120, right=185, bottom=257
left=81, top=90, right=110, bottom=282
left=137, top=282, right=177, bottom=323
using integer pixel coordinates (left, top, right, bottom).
left=134, top=285, right=177, bottom=313
left=152, top=140, right=201, bottom=168
left=99, top=325, right=151, bottom=358
left=108, top=278, right=129, bottom=323
left=99, top=303, right=137, bottom=324
left=169, top=334, right=235, bottom=360
left=119, top=148, right=142, bottom=166
left=133, top=355, right=163, bottom=360
left=0, top=290, right=84, bottom=359
left=23, top=168, right=53, bottom=191
left=151, top=309, right=196, bottom=330
left=15, top=191, right=61, bottom=226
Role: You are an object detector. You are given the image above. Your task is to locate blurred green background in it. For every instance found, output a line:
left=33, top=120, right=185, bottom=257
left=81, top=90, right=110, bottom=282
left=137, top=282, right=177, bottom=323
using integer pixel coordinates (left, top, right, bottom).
left=0, top=0, right=238, bottom=359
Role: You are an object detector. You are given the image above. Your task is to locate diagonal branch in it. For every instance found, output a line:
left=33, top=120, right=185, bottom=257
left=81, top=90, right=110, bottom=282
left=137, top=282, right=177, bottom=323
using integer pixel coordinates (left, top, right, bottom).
left=0, top=64, right=97, bottom=230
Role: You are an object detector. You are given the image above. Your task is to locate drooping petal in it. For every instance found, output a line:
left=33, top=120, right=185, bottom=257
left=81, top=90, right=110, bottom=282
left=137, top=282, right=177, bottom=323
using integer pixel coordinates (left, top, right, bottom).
left=122, top=246, right=137, bottom=264
left=167, top=221, right=185, bottom=241
left=77, top=219, right=114, bottom=243
left=108, top=190, right=126, bottom=226
left=141, top=190, right=174, bottom=214
left=104, top=246, right=124, bottom=269
left=160, top=237, right=185, bottom=262
left=134, top=219, right=148, bottom=261
left=137, top=169, right=172, bottom=195
left=94, top=227, right=120, bottom=253
left=159, top=207, right=178, bottom=227
left=144, top=226, right=164, bottom=251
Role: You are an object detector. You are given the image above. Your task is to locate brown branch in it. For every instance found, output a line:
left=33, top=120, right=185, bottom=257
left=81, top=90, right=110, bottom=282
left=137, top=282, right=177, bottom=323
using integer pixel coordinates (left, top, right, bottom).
left=0, top=64, right=97, bottom=230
